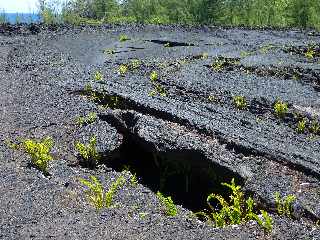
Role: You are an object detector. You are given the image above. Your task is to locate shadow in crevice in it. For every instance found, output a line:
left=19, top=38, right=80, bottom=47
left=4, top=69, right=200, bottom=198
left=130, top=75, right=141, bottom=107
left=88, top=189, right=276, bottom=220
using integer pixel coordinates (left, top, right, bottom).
left=148, top=39, right=195, bottom=47
left=106, top=132, right=244, bottom=212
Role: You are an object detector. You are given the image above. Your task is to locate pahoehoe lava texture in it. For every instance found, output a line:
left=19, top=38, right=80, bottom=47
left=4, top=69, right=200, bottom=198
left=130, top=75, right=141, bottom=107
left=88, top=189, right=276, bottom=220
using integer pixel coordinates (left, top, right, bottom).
left=1, top=24, right=320, bottom=239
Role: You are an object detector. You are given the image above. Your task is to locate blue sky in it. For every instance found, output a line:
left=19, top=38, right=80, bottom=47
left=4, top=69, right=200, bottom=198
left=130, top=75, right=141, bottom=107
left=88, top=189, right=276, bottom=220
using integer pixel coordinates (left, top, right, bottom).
left=0, top=0, right=38, bottom=13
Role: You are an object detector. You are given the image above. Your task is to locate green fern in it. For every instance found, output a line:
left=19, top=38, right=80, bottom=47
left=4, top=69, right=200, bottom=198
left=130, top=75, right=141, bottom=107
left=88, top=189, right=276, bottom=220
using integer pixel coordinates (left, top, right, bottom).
left=274, top=192, right=296, bottom=217
left=22, top=137, right=54, bottom=174
left=75, top=136, right=100, bottom=168
left=157, top=191, right=178, bottom=216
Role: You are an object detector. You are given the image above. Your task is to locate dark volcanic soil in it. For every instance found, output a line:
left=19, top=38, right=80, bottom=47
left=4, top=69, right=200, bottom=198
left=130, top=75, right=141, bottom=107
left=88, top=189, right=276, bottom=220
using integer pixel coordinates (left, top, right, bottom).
left=0, top=24, right=320, bottom=239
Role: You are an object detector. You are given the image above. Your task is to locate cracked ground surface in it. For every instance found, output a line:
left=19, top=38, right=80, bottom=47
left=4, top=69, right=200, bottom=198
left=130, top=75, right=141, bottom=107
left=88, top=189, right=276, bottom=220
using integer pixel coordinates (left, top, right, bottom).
left=0, top=24, right=320, bottom=239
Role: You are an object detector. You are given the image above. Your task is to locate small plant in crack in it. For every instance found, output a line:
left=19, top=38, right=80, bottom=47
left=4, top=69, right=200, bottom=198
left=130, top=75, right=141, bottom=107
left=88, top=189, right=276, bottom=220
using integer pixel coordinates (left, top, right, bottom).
left=118, top=64, right=128, bottom=76
left=84, top=84, right=93, bottom=93
left=233, top=96, right=248, bottom=110
left=75, top=136, right=100, bottom=168
left=130, top=59, right=141, bottom=70
left=93, top=71, right=103, bottom=81
left=157, top=191, right=178, bottom=216
left=195, top=178, right=273, bottom=232
left=21, top=137, right=54, bottom=175
left=79, top=174, right=126, bottom=210
left=208, top=95, right=217, bottom=102
left=273, top=100, right=288, bottom=118
left=150, top=71, right=158, bottom=82
left=119, top=34, right=130, bottom=42
left=79, top=176, right=104, bottom=210
left=310, top=120, right=320, bottom=134
left=104, top=48, right=116, bottom=55
left=305, top=47, right=315, bottom=59
left=211, top=58, right=225, bottom=71
left=296, top=118, right=307, bottom=134
left=76, top=112, right=97, bottom=126
left=122, top=165, right=139, bottom=187
left=164, top=42, right=171, bottom=47
left=105, top=175, right=126, bottom=208
left=201, top=52, right=209, bottom=59
left=149, top=83, right=167, bottom=97
left=274, top=192, right=296, bottom=218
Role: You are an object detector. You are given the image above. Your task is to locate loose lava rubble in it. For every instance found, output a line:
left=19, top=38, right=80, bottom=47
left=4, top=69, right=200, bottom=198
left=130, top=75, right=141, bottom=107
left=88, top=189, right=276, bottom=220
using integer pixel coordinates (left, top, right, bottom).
left=0, top=23, right=320, bottom=239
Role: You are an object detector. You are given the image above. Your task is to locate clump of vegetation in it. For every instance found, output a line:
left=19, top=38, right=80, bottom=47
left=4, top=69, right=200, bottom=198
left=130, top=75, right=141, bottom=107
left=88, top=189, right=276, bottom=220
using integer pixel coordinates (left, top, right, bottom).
left=93, top=71, right=103, bottom=81
left=201, top=52, right=209, bottom=59
left=164, top=42, right=171, bottom=47
left=296, top=118, right=307, bottom=133
left=79, top=174, right=126, bottom=210
left=149, top=83, right=167, bottom=97
left=104, top=48, right=116, bottom=55
left=148, top=70, right=166, bottom=97
left=310, top=120, right=320, bottom=134
left=157, top=191, right=178, bottom=216
left=150, top=71, right=158, bottom=82
left=76, top=112, right=97, bottom=126
left=130, top=59, right=141, bottom=69
left=79, top=176, right=105, bottom=210
left=273, top=100, right=288, bottom=118
left=233, top=96, right=248, bottom=110
left=259, top=44, right=276, bottom=54
left=84, top=84, right=93, bottom=93
left=105, top=175, right=126, bottom=208
left=122, top=165, right=139, bottom=187
left=208, top=95, right=217, bottom=102
left=119, top=34, right=130, bottom=42
left=211, top=58, right=225, bottom=71
left=274, top=192, right=296, bottom=217
left=75, top=136, right=100, bottom=168
left=305, top=47, right=315, bottom=59
left=118, top=64, right=128, bottom=76
left=21, top=137, right=54, bottom=175
left=211, top=57, right=239, bottom=72
left=196, top=179, right=273, bottom=232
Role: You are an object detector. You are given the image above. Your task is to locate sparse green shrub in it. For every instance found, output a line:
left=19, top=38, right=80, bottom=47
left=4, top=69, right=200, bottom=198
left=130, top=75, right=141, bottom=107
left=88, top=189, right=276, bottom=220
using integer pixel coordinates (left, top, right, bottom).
left=310, top=120, right=320, bottom=134
left=84, top=84, right=93, bottom=93
left=274, top=192, right=296, bottom=217
left=119, top=34, right=130, bottom=42
left=233, top=96, right=248, bottom=110
left=76, top=112, right=97, bottom=126
left=130, top=173, right=139, bottom=186
left=201, top=52, right=209, bottom=59
left=94, top=71, right=103, bottom=81
left=296, top=118, right=307, bottom=133
left=79, top=176, right=104, bottom=210
left=150, top=71, right=158, bottom=82
left=211, top=59, right=225, bottom=71
left=75, top=136, right=100, bottom=168
left=255, top=210, right=274, bottom=233
left=149, top=83, right=167, bottom=97
left=196, top=179, right=273, bottom=232
left=104, top=48, right=116, bottom=54
left=79, top=174, right=126, bottom=210
left=157, top=191, right=178, bottom=216
left=274, top=100, right=288, bottom=118
left=208, top=95, right=217, bottom=102
left=130, top=59, right=141, bottom=69
left=105, top=175, right=126, bottom=208
left=118, top=64, right=128, bottom=75
left=305, top=47, right=315, bottom=59
left=22, top=137, right=54, bottom=175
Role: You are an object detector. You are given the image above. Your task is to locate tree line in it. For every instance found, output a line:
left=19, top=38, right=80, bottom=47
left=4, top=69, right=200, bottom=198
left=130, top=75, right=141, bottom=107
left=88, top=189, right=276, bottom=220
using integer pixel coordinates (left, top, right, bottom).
left=38, top=0, right=320, bottom=29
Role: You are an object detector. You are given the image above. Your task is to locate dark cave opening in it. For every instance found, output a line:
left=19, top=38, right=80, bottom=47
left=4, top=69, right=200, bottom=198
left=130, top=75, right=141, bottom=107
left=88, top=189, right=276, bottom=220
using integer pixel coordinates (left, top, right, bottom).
left=107, top=134, right=244, bottom=212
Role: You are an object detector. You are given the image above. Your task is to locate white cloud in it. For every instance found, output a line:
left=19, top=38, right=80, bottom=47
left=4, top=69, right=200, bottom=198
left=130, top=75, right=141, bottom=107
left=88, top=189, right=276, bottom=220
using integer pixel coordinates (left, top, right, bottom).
left=0, top=0, right=38, bottom=13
